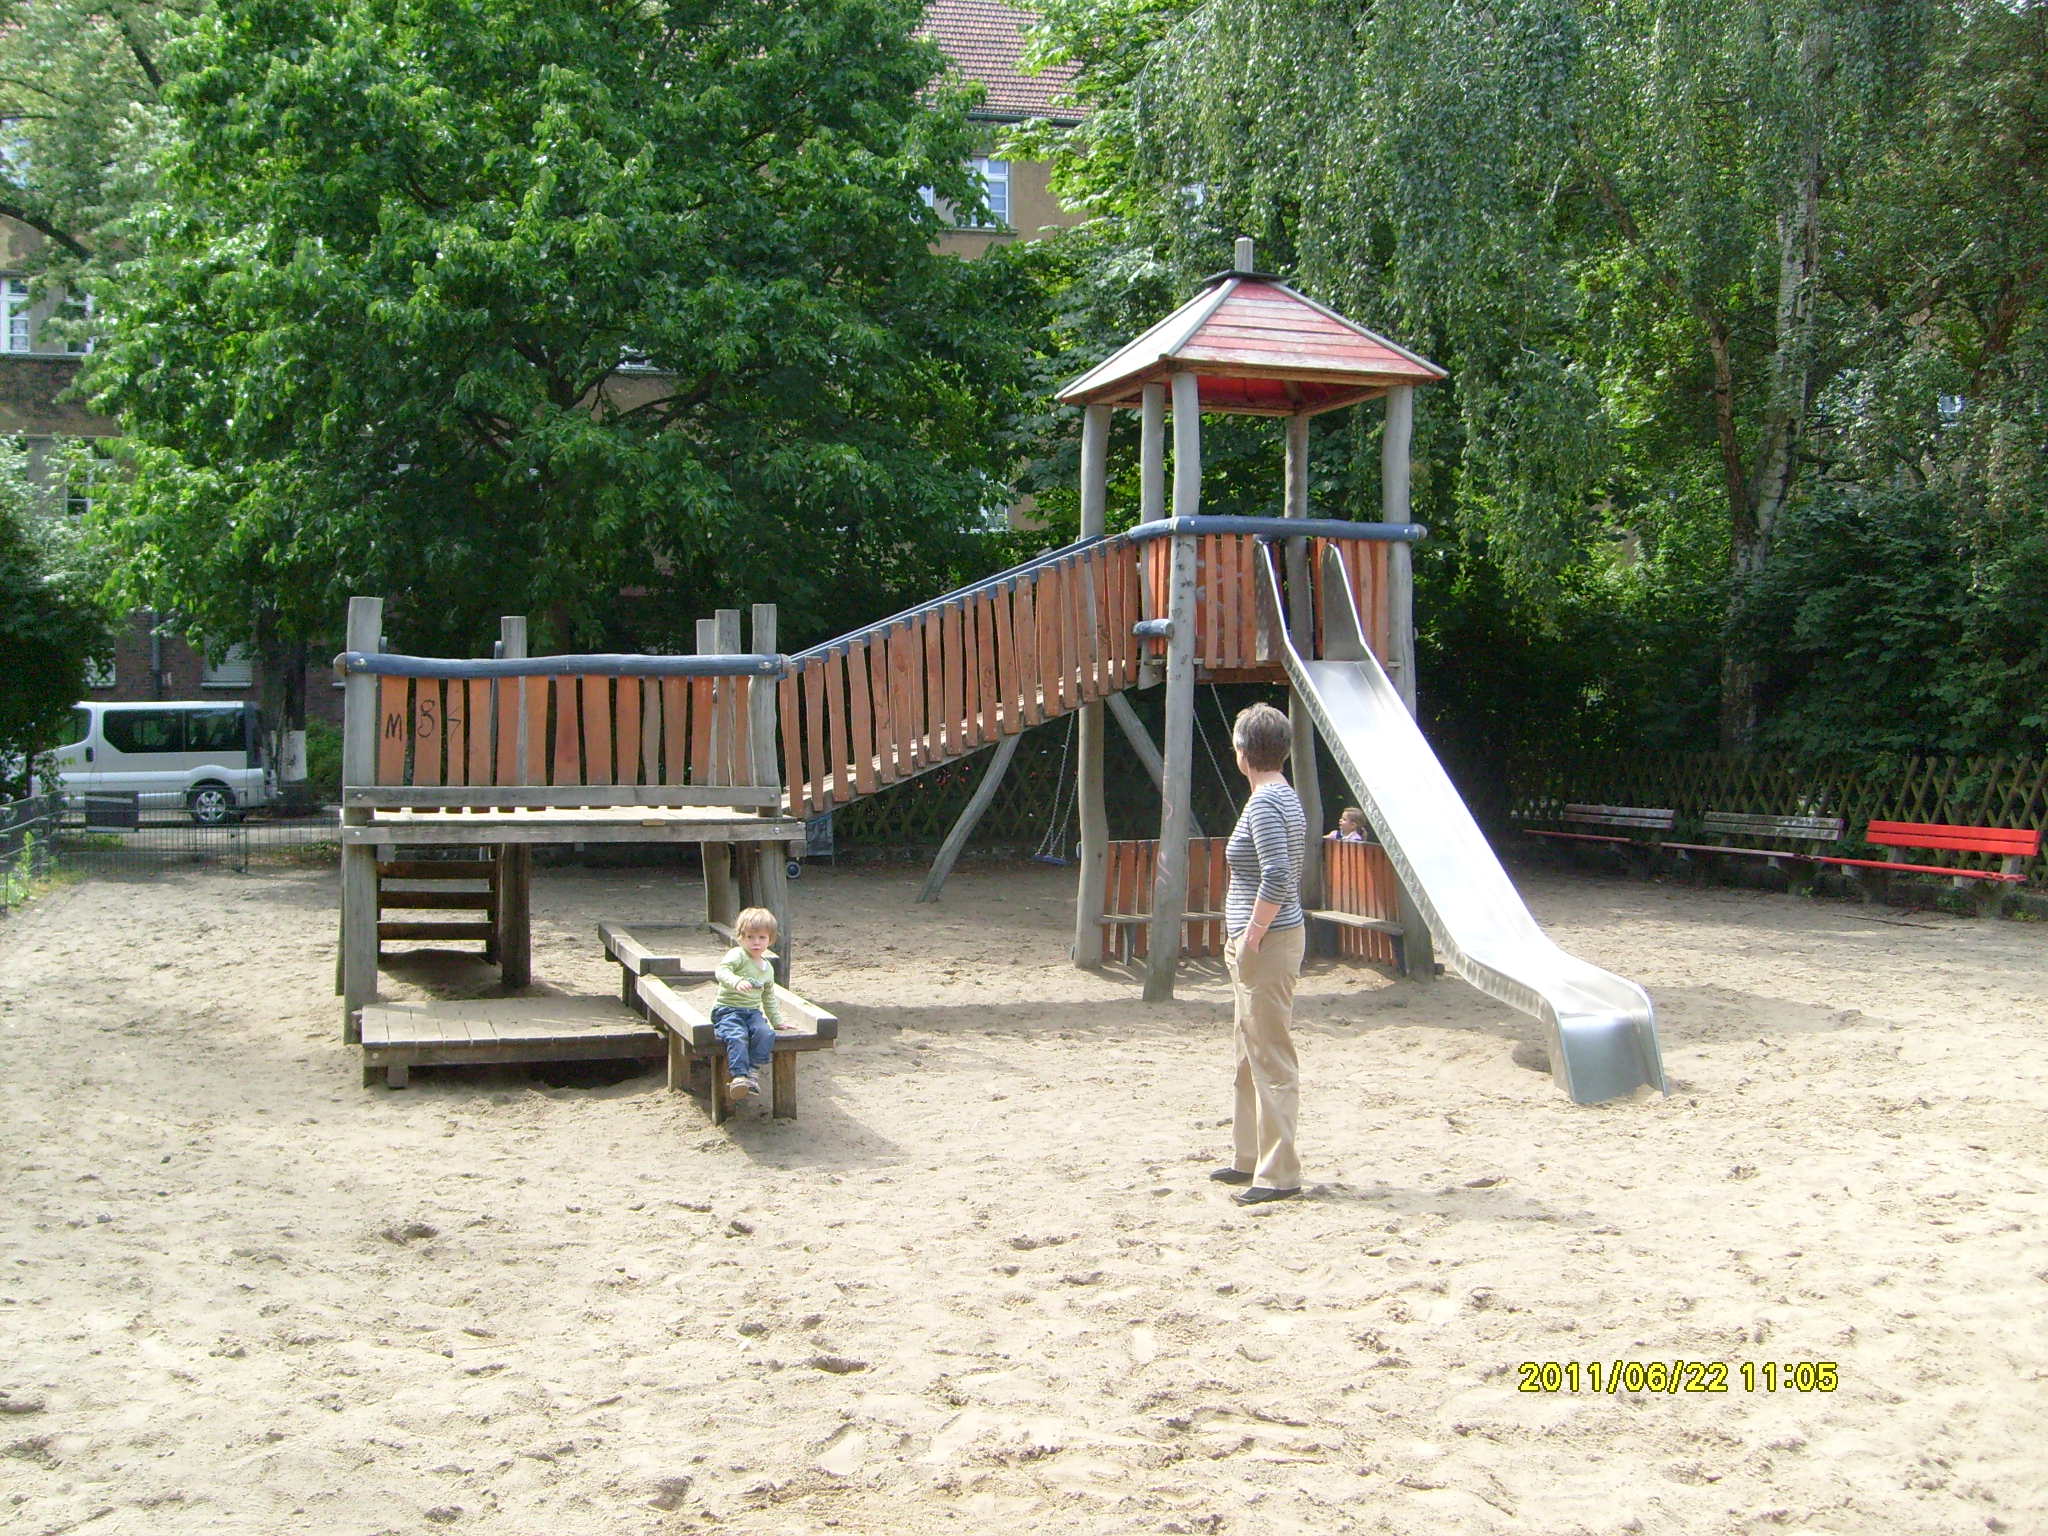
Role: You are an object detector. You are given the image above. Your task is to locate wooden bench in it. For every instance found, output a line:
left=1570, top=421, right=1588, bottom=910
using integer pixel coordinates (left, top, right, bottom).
left=1522, top=804, right=1676, bottom=851
left=1304, top=908, right=1407, bottom=969
left=1660, top=811, right=1845, bottom=878
left=635, top=974, right=838, bottom=1124
left=598, top=919, right=725, bottom=1013
left=1812, top=821, right=2041, bottom=912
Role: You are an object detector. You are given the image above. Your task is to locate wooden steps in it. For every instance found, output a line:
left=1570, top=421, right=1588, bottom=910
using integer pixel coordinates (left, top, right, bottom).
left=375, top=855, right=498, bottom=954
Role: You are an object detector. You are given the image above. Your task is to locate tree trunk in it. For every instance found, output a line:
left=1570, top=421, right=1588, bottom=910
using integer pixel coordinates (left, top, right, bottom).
left=1719, top=128, right=1826, bottom=750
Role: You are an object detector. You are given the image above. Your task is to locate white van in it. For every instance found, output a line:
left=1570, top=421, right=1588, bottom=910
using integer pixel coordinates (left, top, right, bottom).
left=48, top=701, right=274, bottom=824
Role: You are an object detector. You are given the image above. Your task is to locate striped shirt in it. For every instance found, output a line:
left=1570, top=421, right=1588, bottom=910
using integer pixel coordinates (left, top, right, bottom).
left=1224, top=781, right=1306, bottom=936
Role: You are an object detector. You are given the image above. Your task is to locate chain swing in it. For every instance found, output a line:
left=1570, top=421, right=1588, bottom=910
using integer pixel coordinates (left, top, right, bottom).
left=1033, top=713, right=1078, bottom=865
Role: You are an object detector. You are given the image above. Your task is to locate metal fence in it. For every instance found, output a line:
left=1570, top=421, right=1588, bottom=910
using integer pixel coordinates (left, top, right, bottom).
left=0, top=793, right=64, bottom=914
left=52, top=804, right=341, bottom=879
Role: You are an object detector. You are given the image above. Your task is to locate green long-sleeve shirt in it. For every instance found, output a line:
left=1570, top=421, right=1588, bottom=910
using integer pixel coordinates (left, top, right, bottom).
left=713, top=946, right=782, bottom=1029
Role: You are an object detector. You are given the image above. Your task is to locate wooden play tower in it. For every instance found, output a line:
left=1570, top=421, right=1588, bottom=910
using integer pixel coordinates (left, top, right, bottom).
left=332, top=239, right=1455, bottom=1086
left=1055, top=237, right=1445, bottom=997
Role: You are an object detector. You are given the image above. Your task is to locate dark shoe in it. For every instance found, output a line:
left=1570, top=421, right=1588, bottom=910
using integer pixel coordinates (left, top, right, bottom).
left=1232, top=1185, right=1301, bottom=1206
left=1208, top=1167, right=1253, bottom=1185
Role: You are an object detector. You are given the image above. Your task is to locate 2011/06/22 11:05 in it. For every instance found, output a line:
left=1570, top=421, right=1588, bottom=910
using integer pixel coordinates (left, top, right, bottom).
left=1515, top=1361, right=1840, bottom=1394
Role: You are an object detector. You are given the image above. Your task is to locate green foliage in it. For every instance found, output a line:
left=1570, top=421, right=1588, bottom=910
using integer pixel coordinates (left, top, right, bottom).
left=1740, top=487, right=2048, bottom=757
left=0, top=442, right=112, bottom=783
left=84, top=0, right=1048, bottom=659
left=302, top=717, right=342, bottom=797
left=1018, top=0, right=2041, bottom=762
left=0, top=1, right=188, bottom=266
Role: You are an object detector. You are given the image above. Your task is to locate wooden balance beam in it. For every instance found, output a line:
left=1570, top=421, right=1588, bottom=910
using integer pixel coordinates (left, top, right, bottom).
left=634, top=975, right=838, bottom=1125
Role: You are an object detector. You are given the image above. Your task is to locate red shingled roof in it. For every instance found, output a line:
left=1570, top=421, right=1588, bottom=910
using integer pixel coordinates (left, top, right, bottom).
left=920, top=0, right=1080, bottom=122
left=1058, top=276, right=1447, bottom=415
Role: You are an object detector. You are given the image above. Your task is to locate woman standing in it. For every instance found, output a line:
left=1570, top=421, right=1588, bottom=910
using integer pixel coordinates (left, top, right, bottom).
left=1211, top=702, right=1309, bottom=1206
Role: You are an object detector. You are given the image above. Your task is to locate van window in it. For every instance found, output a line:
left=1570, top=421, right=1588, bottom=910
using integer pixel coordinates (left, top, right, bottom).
left=65, top=708, right=90, bottom=747
left=103, top=710, right=183, bottom=754
left=185, top=708, right=246, bottom=754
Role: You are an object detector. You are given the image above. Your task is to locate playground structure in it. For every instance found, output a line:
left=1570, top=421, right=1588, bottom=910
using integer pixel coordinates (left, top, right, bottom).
left=334, top=239, right=1666, bottom=1105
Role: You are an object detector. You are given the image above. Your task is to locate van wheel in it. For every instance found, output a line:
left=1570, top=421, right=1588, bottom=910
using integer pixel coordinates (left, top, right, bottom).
left=188, top=783, right=239, bottom=826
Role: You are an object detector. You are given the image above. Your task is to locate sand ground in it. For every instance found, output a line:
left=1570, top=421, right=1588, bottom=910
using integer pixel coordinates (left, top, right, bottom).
left=1, top=854, right=2043, bottom=1535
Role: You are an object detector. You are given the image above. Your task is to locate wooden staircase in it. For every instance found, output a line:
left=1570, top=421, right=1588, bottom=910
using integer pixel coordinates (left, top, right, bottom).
left=375, top=857, right=498, bottom=955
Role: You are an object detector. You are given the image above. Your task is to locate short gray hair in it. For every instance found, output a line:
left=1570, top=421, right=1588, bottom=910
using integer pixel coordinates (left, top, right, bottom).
left=1232, top=702, right=1291, bottom=773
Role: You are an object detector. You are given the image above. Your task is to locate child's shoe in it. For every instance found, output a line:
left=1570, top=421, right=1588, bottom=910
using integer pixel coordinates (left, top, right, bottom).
left=728, top=1075, right=754, bottom=1101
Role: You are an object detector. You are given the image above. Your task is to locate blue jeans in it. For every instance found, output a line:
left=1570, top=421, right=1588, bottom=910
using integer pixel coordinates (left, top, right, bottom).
left=711, top=1005, right=775, bottom=1081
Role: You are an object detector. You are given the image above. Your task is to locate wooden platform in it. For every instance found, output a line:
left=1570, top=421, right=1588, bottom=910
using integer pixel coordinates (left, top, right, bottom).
left=357, top=994, right=663, bottom=1088
left=344, top=806, right=806, bottom=847
left=597, top=920, right=727, bottom=1011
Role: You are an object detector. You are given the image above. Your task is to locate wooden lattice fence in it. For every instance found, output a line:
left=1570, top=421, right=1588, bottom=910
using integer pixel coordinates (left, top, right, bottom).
left=1512, top=753, right=2048, bottom=886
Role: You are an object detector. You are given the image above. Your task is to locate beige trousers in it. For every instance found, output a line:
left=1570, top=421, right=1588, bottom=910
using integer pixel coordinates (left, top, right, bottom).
left=1223, top=923, right=1307, bottom=1190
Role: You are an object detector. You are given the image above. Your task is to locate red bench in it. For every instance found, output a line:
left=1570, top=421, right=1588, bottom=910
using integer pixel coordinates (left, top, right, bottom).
left=1813, top=821, right=2041, bottom=911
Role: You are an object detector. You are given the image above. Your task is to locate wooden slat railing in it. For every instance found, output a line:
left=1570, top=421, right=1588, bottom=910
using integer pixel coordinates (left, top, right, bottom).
left=1320, top=836, right=1401, bottom=964
left=783, top=539, right=1145, bottom=815
left=340, top=654, right=780, bottom=809
left=1096, top=837, right=1232, bottom=961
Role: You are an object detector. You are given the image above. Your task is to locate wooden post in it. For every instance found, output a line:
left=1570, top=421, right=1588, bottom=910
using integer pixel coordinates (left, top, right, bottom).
left=496, top=614, right=533, bottom=989
left=339, top=596, right=383, bottom=1040
left=1381, top=385, right=1433, bottom=978
left=918, top=734, right=1022, bottom=903
left=1382, top=387, right=1417, bottom=713
left=1073, top=402, right=1112, bottom=965
left=699, top=614, right=740, bottom=931
left=1137, top=381, right=1166, bottom=688
left=1144, top=370, right=1202, bottom=1001
left=1283, top=412, right=1324, bottom=907
left=746, top=603, right=792, bottom=983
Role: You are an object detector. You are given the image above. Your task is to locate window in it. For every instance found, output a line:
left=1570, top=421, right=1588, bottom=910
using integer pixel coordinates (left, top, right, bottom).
left=84, top=658, right=116, bottom=690
left=2, top=278, right=28, bottom=352
left=103, top=710, right=182, bottom=754
left=920, top=159, right=1011, bottom=231
left=185, top=708, right=247, bottom=754
left=64, top=707, right=91, bottom=746
left=967, top=157, right=1009, bottom=228
left=201, top=644, right=256, bottom=689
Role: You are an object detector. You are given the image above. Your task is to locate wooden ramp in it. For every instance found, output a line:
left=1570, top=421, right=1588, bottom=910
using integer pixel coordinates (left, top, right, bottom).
left=358, top=994, right=662, bottom=1088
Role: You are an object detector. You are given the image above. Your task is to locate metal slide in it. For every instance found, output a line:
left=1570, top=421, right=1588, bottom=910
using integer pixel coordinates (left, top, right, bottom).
left=1260, top=542, right=1666, bottom=1104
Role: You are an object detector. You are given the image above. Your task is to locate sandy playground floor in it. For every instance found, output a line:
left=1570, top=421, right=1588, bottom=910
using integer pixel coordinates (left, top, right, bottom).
left=0, top=853, right=2044, bottom=1535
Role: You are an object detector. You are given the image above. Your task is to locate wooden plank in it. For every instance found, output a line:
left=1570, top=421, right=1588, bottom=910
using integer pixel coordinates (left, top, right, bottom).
left=609, top=677, right=639, bottom=787
left=491, top=679, right=516, bottom=787
left=411, top=679, right=443, bottom=787
left=931, top=605, right=952, bottom=757
left=1011, top=576, right=1041, bottom=727
left=659, top=677, right=685, bottom=787
left=990, top=578, right=1019, bottom=733
left=347, top=784, right=779, bottom=809
left=689, top=675, right=716, bottom=788
left=868, top=631, right=897, bottom=783
left=521, top=676, right=548, bottom=788
left=824, top=647, right=853, bottom=805
left=377, top=676, right=409, bottom=786
left=778, top=672, right=804, bottom=812
left=440, top=680, right=467, bottom=788
left=377, top=888, right=495, bottom=911
left=922, top=608, right=944, bottom=759
left=943, top=601, right=966, bottom=756
left=551, top=676, right=582, bottom=786
left=891, top=621, right=920, bottom=772
left=378, top=920, right=494, bottom=941
left=846, top=639, right=877, bottom=797
left=801, top=661, right=827, bottom=811
left=978, top=593, right=1003, bottom=741
left=578, top=676, right=610, bottom=785
left=1036, top=562, right=1063, bottom=716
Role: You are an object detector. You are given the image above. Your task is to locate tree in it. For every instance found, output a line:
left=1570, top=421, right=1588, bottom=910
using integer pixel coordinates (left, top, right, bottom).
left=1022, top=0, right=1943, bottom=746
left=0, top=441, right=111, bottom=787
left=84, top=0, right=1046, bottom=704
left=0, top=2, right=190, bottom=264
